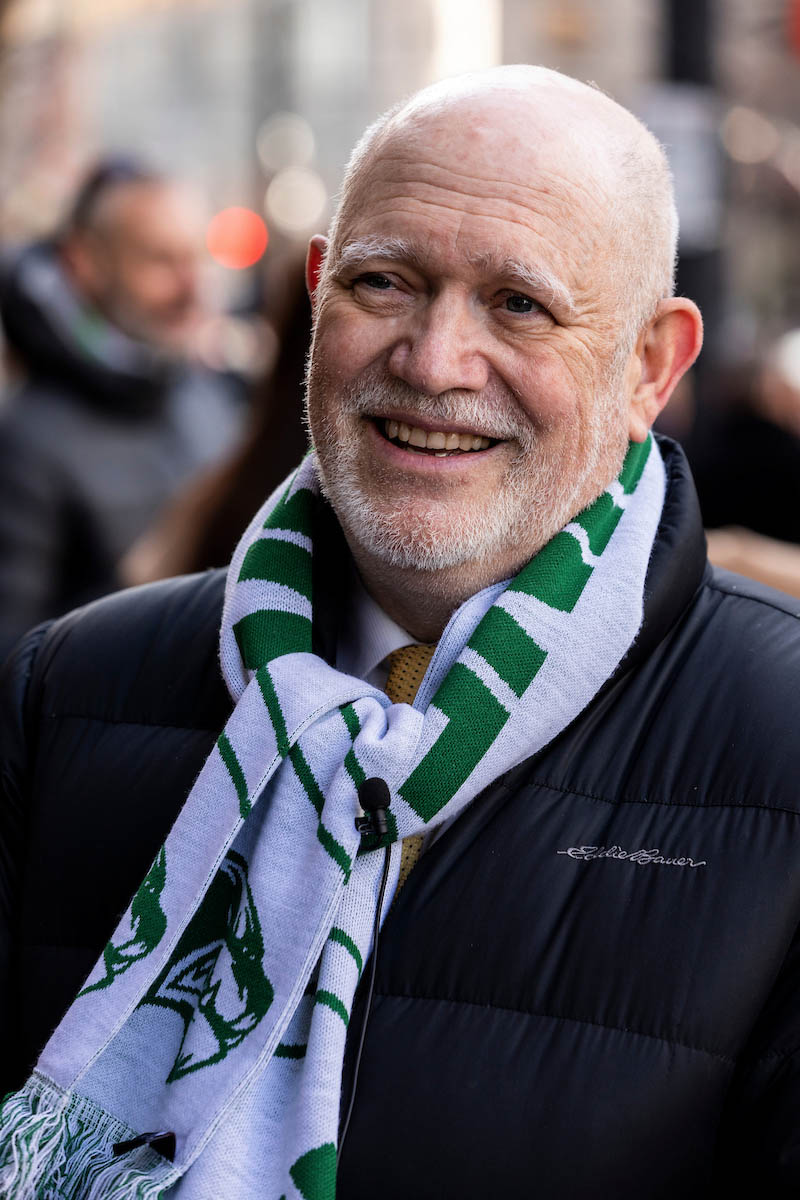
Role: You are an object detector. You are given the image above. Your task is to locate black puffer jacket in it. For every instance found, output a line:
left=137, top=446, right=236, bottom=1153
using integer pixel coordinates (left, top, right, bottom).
left=2, top=439, right=800, bottom=1198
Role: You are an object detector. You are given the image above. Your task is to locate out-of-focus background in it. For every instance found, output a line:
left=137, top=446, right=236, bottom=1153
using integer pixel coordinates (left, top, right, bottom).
left=1, top=0, right=800, bottom=662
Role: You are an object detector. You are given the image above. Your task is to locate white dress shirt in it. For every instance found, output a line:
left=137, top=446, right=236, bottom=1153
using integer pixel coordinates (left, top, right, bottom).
left=335, top=565, right=418, bottom=688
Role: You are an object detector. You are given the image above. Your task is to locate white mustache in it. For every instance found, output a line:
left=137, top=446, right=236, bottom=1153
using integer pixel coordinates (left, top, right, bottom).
left=337, top=374, right=533, bottom=445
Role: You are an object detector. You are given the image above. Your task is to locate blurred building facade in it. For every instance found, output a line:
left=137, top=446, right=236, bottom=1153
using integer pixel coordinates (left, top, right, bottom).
left=0, top=0, right=662, bottom=247
left=0, top=0, right=799, bottom=359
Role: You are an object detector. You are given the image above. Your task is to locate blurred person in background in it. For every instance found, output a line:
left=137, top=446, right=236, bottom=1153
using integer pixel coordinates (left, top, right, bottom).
left=687, top=336, right=800, bottom=597
left=120, top=260, right=311, bottom=584
left=0, top=156, right=243, bottom=661
left=690, top=336, right=800, bottom=542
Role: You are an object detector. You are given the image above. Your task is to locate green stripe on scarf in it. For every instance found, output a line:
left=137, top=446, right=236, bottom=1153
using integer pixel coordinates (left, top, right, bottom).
left=234, top=610, right=311, bottom=669
left=314, top=990, right=349, bottom=1026
left=257, top=666, right=291, bottom=758
left=619, top=435, right=651, bottom=494
left=263, top=481, right=314, bottom=534
left=290, top=744, right=325, bottom=816
left=218, top=732, right=250, bottom=817
left=401, top=663, right=510, bottom=822
left=467, top=607, right=547, bottom=698
left=328, top=927, right=364, bottom=975
left=507, top=532, right=592, bottom=612
left=574, top=492, right=623, bottom=555
left=239, top=539, right=312, bottom=598
left=316, top=823, right=351, bottom=879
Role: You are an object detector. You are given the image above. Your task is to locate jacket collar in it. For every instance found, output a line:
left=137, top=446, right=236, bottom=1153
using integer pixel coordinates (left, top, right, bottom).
left=617, top=434, right=708, bottom=678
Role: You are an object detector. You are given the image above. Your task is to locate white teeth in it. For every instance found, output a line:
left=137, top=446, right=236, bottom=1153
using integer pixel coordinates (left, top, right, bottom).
left=383, top=419, right=493, bottom=452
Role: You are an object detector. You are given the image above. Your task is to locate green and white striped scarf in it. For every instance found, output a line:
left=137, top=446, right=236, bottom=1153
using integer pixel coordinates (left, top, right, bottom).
left=0, top=436, right=664, bottom=1199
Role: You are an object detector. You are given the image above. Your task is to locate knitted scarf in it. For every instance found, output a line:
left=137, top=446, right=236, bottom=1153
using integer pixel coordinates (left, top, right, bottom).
left=0, top=435, right=665, bottom=1199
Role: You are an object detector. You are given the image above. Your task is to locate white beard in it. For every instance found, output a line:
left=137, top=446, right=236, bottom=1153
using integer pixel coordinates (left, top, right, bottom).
left=305, top=363, right=630, bottom=574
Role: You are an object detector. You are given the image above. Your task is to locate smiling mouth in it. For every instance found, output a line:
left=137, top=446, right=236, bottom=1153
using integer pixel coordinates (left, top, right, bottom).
left=374, top=418, right=499, bottom=457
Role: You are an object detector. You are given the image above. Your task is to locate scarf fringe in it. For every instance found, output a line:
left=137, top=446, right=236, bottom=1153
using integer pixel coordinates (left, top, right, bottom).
left=0, top=1084, right=66, bottom=1197
left=0, top=1080, right=168, bottom=1199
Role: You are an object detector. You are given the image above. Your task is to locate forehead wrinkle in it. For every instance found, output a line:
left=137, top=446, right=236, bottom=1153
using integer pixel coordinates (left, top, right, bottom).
left=355, top=191, right=582, bottom=246
left=369, top=150, right=614, bottom=222
left=363, top=194, right=598, bottom=290
left=347, top=174, right=607, bottom=268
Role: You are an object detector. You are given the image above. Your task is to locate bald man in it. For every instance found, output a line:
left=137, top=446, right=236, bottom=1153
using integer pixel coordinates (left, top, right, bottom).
left=1, top=68, right=800, bottom=1199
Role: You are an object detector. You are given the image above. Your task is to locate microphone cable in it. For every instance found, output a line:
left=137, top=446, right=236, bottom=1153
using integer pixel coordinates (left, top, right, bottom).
left=337, top=839, right=392, bottom=1159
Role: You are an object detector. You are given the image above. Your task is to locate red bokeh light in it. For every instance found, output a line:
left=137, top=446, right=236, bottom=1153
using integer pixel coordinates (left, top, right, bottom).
left=206, top=207, right=269, bottom=269
left=791, top=0, right=800, bottom=58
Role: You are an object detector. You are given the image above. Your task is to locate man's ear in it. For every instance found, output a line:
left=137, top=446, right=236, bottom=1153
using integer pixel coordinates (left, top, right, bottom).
left=305, top=236, right=328, bottom=309
left=60, top=232, right=106, bottom=299
left=627, top=298, right=704, bottom=442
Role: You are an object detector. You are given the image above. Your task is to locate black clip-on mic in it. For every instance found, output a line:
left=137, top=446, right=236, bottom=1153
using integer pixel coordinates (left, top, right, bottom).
left=339, top=777, right=393, bottom=1159
left=354, top=776, right=391, bottom=838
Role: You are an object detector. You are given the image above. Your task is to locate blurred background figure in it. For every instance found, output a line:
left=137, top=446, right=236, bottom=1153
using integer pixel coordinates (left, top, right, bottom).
left=690, top=334, right=800, bottom=542
left=0, top=157, right=243, bottom=660
left=685, top=333, right=800, bottom=598
left=120, top=258, right=311, bottom=584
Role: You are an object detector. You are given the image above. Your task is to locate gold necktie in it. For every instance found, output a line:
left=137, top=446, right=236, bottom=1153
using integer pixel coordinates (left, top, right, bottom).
left=384, top=642, right=436, bottom=895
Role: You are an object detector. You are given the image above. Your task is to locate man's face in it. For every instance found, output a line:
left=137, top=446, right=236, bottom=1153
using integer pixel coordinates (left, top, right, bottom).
left=73, top=183, right=204, bottom=353
left=305, top=101, right=637, bottom=582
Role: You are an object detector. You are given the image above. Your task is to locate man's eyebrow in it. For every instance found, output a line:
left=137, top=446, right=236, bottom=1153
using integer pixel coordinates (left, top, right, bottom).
left=466, top=251, right=576, bottom=314
left=332, top=238, right=575, bottom=314
left=331, top=237, right=417, bottom=273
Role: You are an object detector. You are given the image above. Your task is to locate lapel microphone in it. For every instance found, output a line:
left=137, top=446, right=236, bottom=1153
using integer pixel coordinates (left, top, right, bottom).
left=355, top=777, right=391, bottom=837
left=340, top=776, right=393, bottom=1158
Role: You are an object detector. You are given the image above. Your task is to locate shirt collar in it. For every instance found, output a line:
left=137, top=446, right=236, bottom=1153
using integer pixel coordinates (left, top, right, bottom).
left=336, top=564, right=417, bottom=683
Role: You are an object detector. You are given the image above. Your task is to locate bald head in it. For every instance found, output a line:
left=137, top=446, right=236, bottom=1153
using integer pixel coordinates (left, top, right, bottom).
left=328, top=65, right=677, bottom=348
left=304, top=64, right=702, bottom=635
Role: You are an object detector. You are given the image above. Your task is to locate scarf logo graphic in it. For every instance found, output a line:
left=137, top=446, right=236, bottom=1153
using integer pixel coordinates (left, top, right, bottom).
left=79, top=847, right=168, bottom=996
left=558, top=844, right=707, bottom=868
left=141, top=850, right=274, bottom=1081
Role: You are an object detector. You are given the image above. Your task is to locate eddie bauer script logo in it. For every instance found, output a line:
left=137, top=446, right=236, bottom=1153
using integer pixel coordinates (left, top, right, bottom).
left=557, top=845, right=707, bottom=868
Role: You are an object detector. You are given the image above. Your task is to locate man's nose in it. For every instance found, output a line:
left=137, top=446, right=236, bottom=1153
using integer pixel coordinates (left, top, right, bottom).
left=386, top=296, right=490, bottom=395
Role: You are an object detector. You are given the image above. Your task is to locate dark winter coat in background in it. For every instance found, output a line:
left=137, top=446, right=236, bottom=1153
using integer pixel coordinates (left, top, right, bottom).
left=0, top=241, right=243, bottom=661
left=2, top=439, right=800, bottom=1198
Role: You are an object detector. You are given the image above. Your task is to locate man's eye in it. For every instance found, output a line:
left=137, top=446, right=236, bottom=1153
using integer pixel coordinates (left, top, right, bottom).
left=355, top=273, right=393, bottom=290
left=504, top=293, right=537, bottom=314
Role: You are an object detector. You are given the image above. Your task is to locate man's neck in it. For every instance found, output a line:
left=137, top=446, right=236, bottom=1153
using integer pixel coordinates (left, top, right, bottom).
left=347, top=541, right=517, bottom=643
